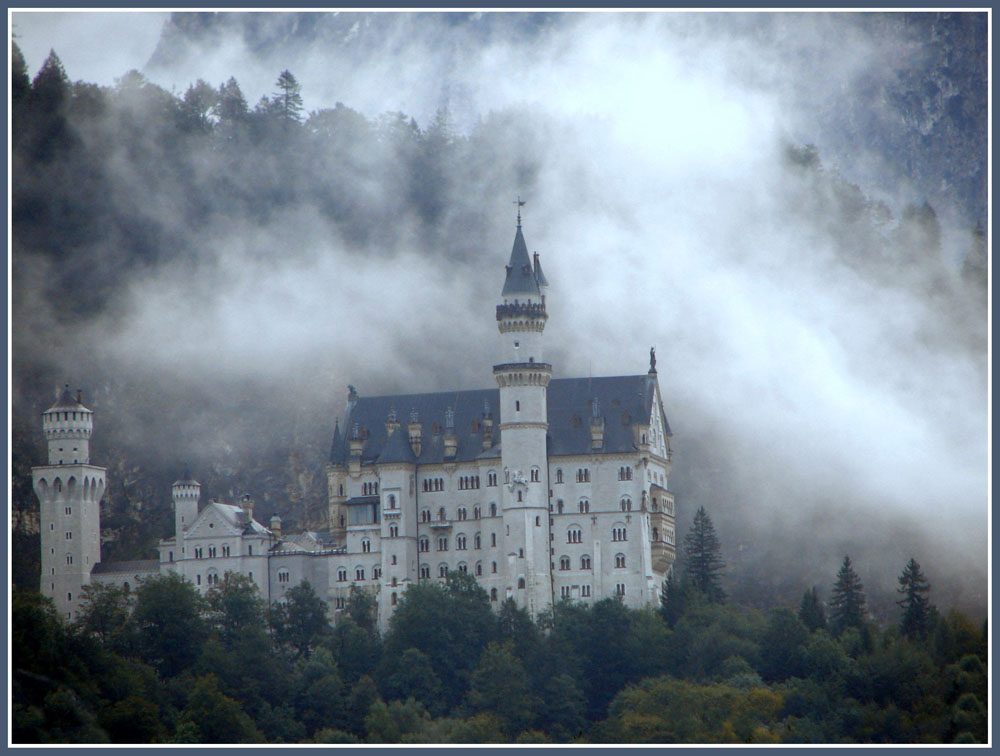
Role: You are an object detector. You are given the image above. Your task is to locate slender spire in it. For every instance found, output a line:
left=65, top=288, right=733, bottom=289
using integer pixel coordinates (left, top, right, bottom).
left=514, top=195, right=525, bottom=228
left=502, top=212, right=540, bottom=298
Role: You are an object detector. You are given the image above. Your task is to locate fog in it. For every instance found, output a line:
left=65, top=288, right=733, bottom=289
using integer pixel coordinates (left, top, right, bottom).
left=11, top=12, right=988, bottom=613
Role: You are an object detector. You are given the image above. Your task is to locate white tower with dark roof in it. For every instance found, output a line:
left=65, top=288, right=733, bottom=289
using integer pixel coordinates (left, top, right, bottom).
left=494, top=210, right=554, bottom=616
left=32, top=385, right=105, bottom=620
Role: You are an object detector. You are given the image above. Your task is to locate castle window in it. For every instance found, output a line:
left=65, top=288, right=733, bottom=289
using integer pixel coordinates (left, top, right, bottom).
left=419, top=537, right=429, bottom=553
left=519, top=548, right=524, bottom=558
left=530, top=467, right=540, bottom=482
left=581, top=555, right=591, bottom=569
left=278, top=570, right=290, bottom=584
left=652, top=527, right=659, bottom=541
left=65, top=554, right=72, bottom=565
left=362, top=539, right=371, bottom=553
left=388, top=494, right=396, bottom=510
left=391, top=555, right=397, bottom=565
left=559, top=556, right=570, bottom=570
left=208, top=546, right=216, bottom=558
left=490, top=533, right=497, bottom=547
left=518, top=577, right=526, bottom=589
left=536, top=516, right=540, bottom=526
left=490, top=503, right=497, bottom=517
left=558, top=500, right=564, bottom=514
left=335, top=597, right=345, bottom=610
left=389, top=524, right=399, bottom=538
left=196, top=574, right=201, bottom=585
left=476, top=562, right=483, bottom=576
left=567, top=527, right=582, bottom=544
left=50, top=524, right=54, bottom=530
left=474, top=475, right=480, bottom=489
left=339, top=484, right=344, bottom=496
left=504, top=469, right=510, bottom=484
left=356, top=568, right=365, bottom=580
left=439, top=564, right=448, bottom=578
left=615, top=583, right=625, bottom=597
left=582, top=585, right=592, bottom=597
left=438, top=537, right=448, bottom=551
left=373, top=566, right=381, bottom=580
left=474, top=506, right=481, bottom=520
left=651, top=498, right=659, bottom=512
left=492, top=561, right=497, bottom=573
left=458, top=563, right=468, bottom=573
left=340, top=515, right=346, bottom=527
left=612, top=527, right=627, bottom=542
left=457, top=534, right=467, bottom=550
left=458, top=507, right=467, bottom=521
left=421, top=509, right=431, bottom=522
left=248, top=545, right=253, bottom=555
left=65, top=531, right=72, bottom=540
left=439, top=507, right=446, bottom=521
left=67, top=592, right=72, bottom=602
left=168, top=551, right=173, bottom=562
left=195, top=547, right=203, bottom=559
left=620, top=497, right=632, bottom=512
left=391, top=592, right=398, bottom=606
left=578, top=499, right=589, bottom=513
left=488, top=471, right=497, bottom=487
left=474, top=533, right=481, bottom=549
left=516, top=401, right=520, bottom=411
left=517, top=491, right=523, bottom=502
left=222, top=545, right=230, bottom=557
left=556, top=469, right=563, bottom=484
left=561, top=586, right=572, bottom=599
left=420, top=565, right=430, bottom=579
left=64, top=507, right=71, bottom=515
left=615, top=553, right=626, bottom=568
left=490, top=588, right=498, bottom=601
left=338, top=568, right=347, bottom=582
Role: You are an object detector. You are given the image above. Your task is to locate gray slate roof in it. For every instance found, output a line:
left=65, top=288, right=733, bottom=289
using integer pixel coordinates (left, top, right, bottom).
left=91, top=559, right=160, bottom=575
left=331, top=373, right=670, bottom=466
left=501, top=225, right=541, bottom=297
left=46, top=385, right=90, bottom=413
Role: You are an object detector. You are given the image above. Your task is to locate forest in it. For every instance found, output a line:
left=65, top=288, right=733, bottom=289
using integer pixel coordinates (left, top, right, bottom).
left=12, top=506, right=987, bottom=744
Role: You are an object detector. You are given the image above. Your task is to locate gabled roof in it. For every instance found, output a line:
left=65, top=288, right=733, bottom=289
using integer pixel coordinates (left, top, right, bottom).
left=377, top=423, right=418, bottom=465
left=187, top=501, right=271, bottom=538
left=330, top=374, right=671, bottom=465
left=501, top=224, right=541, bottom=297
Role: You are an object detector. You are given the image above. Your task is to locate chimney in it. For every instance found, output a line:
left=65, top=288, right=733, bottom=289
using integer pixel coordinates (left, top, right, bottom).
left=590, top=398, right=605, bottom=450
left=241, top=494, right=255, bottom=522
left=443, top=406, right=457, bottom=459
left=408, top=409, right=422, bottom=457
left=270, top=514, right=282, bottom=539
left=482, top=400, right=494, bottom=449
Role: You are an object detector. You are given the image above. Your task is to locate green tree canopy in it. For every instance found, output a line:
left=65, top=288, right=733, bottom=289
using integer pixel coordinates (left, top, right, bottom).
left=798, top=586, right=827, bottom=632
left=682, top=506, right=726, bottom=603
left=133, top=573, right=208, bottom=677
left=273, top=69, right=303, bottom=124
left=829, top=556, right=867, bottom=635
left=897, top=558, right=932, bottom=640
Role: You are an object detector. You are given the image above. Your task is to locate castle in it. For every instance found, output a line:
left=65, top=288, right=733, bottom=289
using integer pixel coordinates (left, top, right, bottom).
left=33, top=215, right=678, bottom=630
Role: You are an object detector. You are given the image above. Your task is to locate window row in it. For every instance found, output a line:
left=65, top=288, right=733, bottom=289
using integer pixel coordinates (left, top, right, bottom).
left=458, top=475, right=481, bottom=490
left=565, top=526, right=628, bottom=543
left=192, top=544, right=233, bottom=559
left=336, top=566, right=382, bottom=582
left=558, top=554, right=595, bottom=570
left=361, top=481, right=379, bottom=496
left=422, top=478, right=445, bottom=492
left=618, top=466, right=634, bottom=481
left=559, top=585, right=593, bottom=599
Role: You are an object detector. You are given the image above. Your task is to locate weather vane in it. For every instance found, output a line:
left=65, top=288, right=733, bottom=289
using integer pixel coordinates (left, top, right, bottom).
left=514, top=196, right=526, bottom=226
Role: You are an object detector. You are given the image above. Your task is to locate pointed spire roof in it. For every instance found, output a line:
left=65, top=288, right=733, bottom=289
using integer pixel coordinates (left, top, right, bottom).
left=173, top=464, right=200, bottom=487
left=377, top=419, right=418, bottom=464
left=533, top=251, right=549, bottom=288
left=502, top=222, right=541, bottom=297
left=46, top=384, right=89, bottom=412
left=329, top=418, right=344, bottom=462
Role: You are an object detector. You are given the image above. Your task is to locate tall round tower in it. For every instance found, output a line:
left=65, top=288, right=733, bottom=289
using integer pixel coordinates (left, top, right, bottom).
left=494, top=210, right=553, bottom=616
left=32, top=386, right=105, bottom=621
left=172, top=470, right=201, bottom=556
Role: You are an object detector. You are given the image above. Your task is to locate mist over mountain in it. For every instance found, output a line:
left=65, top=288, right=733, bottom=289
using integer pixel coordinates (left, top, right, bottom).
left=10, top=11, right=988, bottom=618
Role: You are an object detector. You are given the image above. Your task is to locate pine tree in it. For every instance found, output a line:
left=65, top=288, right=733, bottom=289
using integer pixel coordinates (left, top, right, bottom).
left=659, top=569, right=685, bottom=627
left=682, top=506, right=726, bottom=603
left=798, top=586, right=827, bottom=632
left=30, top=50, right=69, bottom=114
left=273, top=69, right=303, bottom=124
left=829, top=555, right=866, bottom=634
left=897, top=557, right=931, bottom=639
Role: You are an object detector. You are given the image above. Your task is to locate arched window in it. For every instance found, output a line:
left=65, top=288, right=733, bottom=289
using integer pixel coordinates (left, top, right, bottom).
left=530, top=467, right=540, bottom=482
left=458, top=563, right=468, bottom=573
left=421, top=509, right=431, bottom=522
left=439, top=507, right=446, bottom=521
left=419, top=537, right=429, bottom=553
left=615, top=553, right=626, bottom=568
left=556, top=469, right=563, bottom=484
left=488, top=471, right=497, bottom=487
left=278, top=569, right=290, bottom=583
left=362, top=539, right=371, bottom=553
left=491, top=561, right=497, bottom=573
left=567, top=527, right=582, bottom=544
left=652, top=526, right=659, bottom=541
left=517, top=490, right=523, bottom=502
left=612, top=527, right=627, bottom=542
left=389, top=524, right=399, bottom=538
left=438, top=537, right=448, bottom=551
left=391, top=592, right=398, bottom=606
left=559, top=556, right=570, bottom=570
left=557, top=499, right=564, bottom=514
left=474, top=506, right=481, bottom=520
left=476, top=562, right=483, bottom=576
left=490, top=588, right=498, bottom=601
left=517, top=577, right=526, bottom=589
left=579, top=499, right=589, bottom=513
left=338, top=567, right=347, bottom=582
left=388, top=494, right=396, bottom=509
left=491, top=532, right=497, bottom=547
left=439, top=564, right=448, bottom=578
left=65, top=553, right=73, bottom=565
left=474, top=533, right=481, bottom=549
left=420, top=565, right=430, bottom=579
left=490, top=502, right=497, bottom=517
left=457, top=534, right=467, bottom=550
left=458, top=507, right=467, bottom=520
left=356, top=567, right=365, bottom=580
left=651, top=498, right=659, bottom=513
left=581, top=555, right=592, bottom=569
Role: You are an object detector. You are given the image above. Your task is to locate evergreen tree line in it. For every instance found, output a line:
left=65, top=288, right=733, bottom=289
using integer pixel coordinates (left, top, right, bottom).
left=13, top=506, right=987, bottom=744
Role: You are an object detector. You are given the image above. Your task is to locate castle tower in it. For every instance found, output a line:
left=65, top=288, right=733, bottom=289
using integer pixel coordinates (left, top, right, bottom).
left=494, top=211, right=553, bottom=616
left=172, top=470, right=201, bottom=558
left=32, top=385, right=105, bottom=621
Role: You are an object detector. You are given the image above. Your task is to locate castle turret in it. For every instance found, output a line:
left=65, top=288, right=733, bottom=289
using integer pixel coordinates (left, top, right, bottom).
left=33, top=386, right=105, bottom=621
left=494, top=210, right=553, bottom=616
left=172, top=470, right=201, bottom=554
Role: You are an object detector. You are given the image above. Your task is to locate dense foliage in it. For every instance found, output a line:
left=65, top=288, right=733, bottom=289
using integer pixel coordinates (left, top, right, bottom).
left=13, top=528, right=987, bottom=744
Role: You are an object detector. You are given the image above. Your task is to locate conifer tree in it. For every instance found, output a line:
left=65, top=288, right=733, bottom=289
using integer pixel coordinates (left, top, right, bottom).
left=659, top=569, right=685, bottom=627
left=897, top=557, right=932, bottom=639
left=273, top=69, right=303, bottom=124
left=798, top=586, right=827, bottom=632
left=828, top=555, right=866, bottom=634
left=682, top=506, right=726, bottom=603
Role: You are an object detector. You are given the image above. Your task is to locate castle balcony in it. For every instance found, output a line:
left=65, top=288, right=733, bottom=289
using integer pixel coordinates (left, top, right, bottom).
left=496, top=301, right=547, bottom=321
left=651, top=540, right=676, bottom=574
left=430, top=519, right=452, bottom=530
